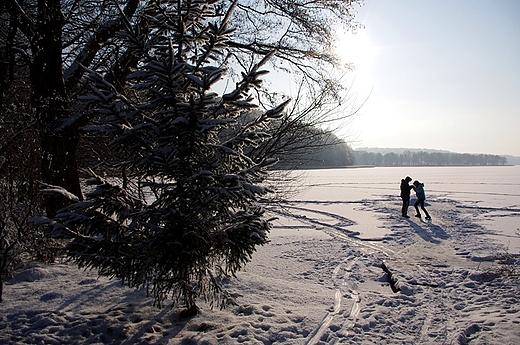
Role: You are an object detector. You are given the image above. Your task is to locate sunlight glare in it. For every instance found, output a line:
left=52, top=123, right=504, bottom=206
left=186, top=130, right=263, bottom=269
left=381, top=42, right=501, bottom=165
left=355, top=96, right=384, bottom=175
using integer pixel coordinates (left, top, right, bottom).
left=333, top=29, right=378, bottom=141
left=335, top=29, right=377, bottom=70
left=334, top=29, right=377, bottom=99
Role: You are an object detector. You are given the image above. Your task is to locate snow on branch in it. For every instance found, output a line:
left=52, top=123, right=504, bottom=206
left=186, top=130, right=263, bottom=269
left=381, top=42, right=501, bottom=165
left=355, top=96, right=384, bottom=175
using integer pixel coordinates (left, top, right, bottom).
left=41, top=184, right=80, bottom=202
left=265, top=99, right=291, bottom=119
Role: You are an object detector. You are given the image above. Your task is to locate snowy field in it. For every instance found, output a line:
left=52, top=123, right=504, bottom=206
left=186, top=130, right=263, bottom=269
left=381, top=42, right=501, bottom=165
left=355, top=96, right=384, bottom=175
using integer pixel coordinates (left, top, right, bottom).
left=1, top=166, right=519, bottom=344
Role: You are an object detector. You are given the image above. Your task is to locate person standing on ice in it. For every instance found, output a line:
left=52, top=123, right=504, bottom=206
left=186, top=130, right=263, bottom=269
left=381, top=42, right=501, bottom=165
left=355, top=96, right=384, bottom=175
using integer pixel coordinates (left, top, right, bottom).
left=412, top=180, right=431, bottom=220
left=400, top=176, right=413, bottom=218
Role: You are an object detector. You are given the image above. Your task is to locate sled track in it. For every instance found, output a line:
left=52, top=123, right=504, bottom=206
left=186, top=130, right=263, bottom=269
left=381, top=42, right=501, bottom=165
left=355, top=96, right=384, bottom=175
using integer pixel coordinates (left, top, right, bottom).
left=306, top=256, right=360, bottom=345
left=269, top=204, right=396, bottom=257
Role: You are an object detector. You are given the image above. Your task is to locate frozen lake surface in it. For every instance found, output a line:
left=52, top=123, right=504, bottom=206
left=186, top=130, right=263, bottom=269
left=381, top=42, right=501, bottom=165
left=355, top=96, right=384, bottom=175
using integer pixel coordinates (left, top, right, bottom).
left=281, top=165, right=520, bottom=253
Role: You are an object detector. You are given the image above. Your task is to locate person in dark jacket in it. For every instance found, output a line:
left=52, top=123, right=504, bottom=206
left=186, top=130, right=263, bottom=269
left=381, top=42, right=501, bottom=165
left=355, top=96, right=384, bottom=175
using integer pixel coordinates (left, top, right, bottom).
left=400, top=176, right=413, bottom=218
left=413, top=180, right=431, bottom=220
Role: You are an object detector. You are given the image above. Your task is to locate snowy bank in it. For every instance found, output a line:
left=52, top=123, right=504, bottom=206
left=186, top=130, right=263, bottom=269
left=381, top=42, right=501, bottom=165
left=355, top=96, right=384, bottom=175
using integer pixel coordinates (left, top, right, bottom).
left=1, top=167, right=519, bottom=344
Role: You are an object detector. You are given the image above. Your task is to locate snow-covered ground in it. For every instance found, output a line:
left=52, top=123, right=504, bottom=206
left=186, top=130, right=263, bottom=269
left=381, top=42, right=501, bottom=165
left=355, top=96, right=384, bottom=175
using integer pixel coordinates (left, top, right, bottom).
left=1, top=166, right=519, bottom=344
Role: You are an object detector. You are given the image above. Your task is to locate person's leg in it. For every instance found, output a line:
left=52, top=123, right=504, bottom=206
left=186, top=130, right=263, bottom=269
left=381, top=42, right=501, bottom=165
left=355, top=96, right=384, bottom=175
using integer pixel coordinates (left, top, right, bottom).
left=421, top=200, right=431, bottom=219
left=414, top=199, right=421, bottom=217
left=402, top=197, right=410, bottom=217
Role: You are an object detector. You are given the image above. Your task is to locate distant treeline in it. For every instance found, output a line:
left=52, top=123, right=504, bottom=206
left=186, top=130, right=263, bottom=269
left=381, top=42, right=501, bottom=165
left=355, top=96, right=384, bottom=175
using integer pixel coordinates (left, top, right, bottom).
left=354, top=150, right=508, bottom=166
left=277, top=138, right=355, bottom=169
left=280, top=141, right=511, bottom=168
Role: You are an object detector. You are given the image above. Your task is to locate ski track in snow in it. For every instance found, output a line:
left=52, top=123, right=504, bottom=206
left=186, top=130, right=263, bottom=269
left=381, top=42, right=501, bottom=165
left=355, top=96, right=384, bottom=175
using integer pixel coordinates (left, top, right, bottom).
left=306, top=256, right=360, bottom=345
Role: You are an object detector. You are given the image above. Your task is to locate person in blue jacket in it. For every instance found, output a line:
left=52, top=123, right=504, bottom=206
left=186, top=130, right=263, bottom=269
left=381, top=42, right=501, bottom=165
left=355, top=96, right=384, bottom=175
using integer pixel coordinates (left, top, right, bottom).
left=400, top=176, right=413, bottom=218
left=412, top=180, right=431, bottom=220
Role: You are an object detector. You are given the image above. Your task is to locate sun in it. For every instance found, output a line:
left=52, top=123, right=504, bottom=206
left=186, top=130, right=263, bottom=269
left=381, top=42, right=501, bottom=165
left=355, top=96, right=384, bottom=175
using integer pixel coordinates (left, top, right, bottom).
left=333, top=28, right=377, bottom=99
left=335, top=28, right=377, bottom=70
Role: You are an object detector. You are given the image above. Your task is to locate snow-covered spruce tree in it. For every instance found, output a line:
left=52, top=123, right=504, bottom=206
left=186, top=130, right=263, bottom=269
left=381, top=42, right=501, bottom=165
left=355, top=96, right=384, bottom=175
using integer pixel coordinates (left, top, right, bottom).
left=49, top=0, right=287, bottom=314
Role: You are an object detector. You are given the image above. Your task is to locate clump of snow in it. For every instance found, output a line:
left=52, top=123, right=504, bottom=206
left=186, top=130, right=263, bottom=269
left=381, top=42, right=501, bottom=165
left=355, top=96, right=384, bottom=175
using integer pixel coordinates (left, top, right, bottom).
left=1, top=166, right=519, bottom=344
left=41, top=185, right=80, bottom=202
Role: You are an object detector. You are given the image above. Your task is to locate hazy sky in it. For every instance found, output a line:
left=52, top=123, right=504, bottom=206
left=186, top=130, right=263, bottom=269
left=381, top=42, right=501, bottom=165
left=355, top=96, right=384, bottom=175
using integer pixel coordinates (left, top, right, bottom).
left=335, top=0, right=520, bottom=156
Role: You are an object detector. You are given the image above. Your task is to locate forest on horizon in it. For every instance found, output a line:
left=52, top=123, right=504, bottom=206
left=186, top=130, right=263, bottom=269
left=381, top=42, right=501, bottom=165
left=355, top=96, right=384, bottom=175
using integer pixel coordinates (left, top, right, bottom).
left=288, top=139, right=510, bottom=168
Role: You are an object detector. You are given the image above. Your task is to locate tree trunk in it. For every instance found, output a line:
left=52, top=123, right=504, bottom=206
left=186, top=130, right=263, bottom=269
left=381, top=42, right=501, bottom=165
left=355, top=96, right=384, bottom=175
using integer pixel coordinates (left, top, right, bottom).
left=40, top=130, right=83, bottom=217
left=33, top=0, right=82, bottom=217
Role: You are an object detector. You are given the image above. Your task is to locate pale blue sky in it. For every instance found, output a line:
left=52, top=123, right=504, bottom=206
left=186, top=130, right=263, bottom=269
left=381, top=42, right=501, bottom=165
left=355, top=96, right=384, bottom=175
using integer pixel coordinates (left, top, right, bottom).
left=338, top=0, right=520, bottom=156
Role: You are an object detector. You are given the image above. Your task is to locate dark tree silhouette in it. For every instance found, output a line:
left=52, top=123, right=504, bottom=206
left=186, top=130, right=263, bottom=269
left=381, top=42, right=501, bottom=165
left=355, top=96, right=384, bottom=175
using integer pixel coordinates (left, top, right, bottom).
left=45, top=1, right=289, bottom=314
